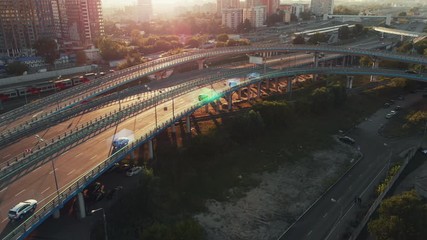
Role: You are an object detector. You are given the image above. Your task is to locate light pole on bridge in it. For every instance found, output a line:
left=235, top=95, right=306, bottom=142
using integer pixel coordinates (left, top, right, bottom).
left=35, top=135, right=60, bottom=201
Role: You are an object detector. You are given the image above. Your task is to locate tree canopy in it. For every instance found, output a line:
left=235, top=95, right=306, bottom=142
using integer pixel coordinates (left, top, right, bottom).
left=368, top=190, right=427, bottom=240
left=33, top=38, right=60, bottom=65
left=98, top=38, right=128, bottom=61
left=292, top=35, right=305, bottom=44
left=6, top=62, right=29, bottom=76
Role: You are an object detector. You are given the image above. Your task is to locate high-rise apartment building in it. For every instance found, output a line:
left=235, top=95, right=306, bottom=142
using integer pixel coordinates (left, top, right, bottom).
left=243, top=6, right=266, bottom=28
left=65, top=0, right=104, bottom=45
left=0, top=0, right=62, bottom=56
left=310, top=0, right=334, bottom=16
left=136, top=0, right=152, bottom=22
left=222, top=8, right=243, bottom=30
left=217, top=0, right=240, bottom=15
left=259, top=0, right=279, bottom=15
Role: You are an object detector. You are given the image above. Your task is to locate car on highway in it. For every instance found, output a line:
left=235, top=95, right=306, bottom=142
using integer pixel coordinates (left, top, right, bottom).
left=112, top=137, right=130, bottom=152
left=247, top=72, right=260, bottom=79
left=198, top=94, right=209, bottom=101
left=126, top=166, right=143, bottom=176
left=385, top=113, right=392, bottom=119
left=390, top=110, right=397, bottom=115
left=8, top=199, right=37, bottom=220
left=405, top=70, right=417, bottom=74
left=338, top=136, right=355, bottom=145
left=394, top=105, right=402, bottom=111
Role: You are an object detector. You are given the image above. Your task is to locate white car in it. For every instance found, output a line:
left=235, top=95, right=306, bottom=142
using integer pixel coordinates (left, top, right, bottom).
left=8, top=199, right=37, bottom=220
left=126, top=166, right=143, bottom=176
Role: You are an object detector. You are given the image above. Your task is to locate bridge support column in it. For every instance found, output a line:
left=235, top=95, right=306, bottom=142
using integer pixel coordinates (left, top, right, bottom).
left=275, top=78, right=279, bottom=92
left=287, top=78, right=292, bottom=93
left=197, top=59, right=206, bottom=70
left=266, top=79, right=270, bottom=91
left=313, top=52, right=319, bottom=81
left=400, top=35, right=404, bottom=41
left=171, top=123, right=176, bottom=133
left=385, top=14, right=391, bottom=26
left=77, top=192, right=86, bottom=219
left=238, top=89, right=242, bottom=99
left=148, top=139, right=154, bottom=159
left=257, top=82, right=262, bottom=97
left=370, top=60, right=380, bottom=82
left=216, top=100, right=222, bottom=111
left=342, top=56, right=346, bottom=67
left=247, top=86, right=252, bottom=100
left=205, top=104, right=209, bottom=113
left=228, top=94, right=232, bottom=110
left=53, top=209, right=60, bottom=219
left=346, top=76, right=354, bottom=89
left=186, top=115, right=191, bottom=133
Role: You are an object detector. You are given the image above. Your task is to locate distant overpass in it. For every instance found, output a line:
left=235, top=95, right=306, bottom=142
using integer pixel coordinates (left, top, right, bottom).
left=373, top=26, right=427, bottom=39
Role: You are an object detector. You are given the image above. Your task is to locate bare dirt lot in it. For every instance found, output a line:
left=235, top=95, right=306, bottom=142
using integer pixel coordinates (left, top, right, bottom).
left=196, top=143, right=360, bottom=240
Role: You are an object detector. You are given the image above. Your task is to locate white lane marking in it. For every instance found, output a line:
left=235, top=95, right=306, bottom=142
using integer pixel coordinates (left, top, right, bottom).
left=32, top=111, right=44, bottom=118
left=0, top=187, right=8, bottom=193
left=2, top=217, right=9, bottom=223
left=67, top=169, right=75, bottom=176
left=76, top=153, right=83, bottom=157
left=41, top=187, right=51, bottom=195
left=2, top=154, right=10, bottom=159
left=15, top=189, right=26, bottom=197
left=323, top=212, right=328, bottom=218
left=33, top=166, right=42, bottom=172
left=60, top=151, right=68, bottom=156
left=307, top=230, right=312, bottom=236
left=49, top=168, right=58, bottom=174
left=99, top=138, right=107, bottom=143
left=90, top=155, right=97, bottom=160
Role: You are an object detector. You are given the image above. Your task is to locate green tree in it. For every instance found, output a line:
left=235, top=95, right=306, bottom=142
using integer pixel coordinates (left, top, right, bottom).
left=236, top=19, right=252, bottom=33
left=338, top=26, right=350, bottom=40
left=227, top=110, right=264, bottom=141
left=368, top=190, right=427, bottom=240
left=173, top=219, right=204, bottom=240
left=359, top=56, right=372, bottom=67
left=217, top=33, right=229, bottom=42
left=33, top=38, right=60, bottom=65
left=75, top=51, right=87, bottom=65
left=329, top=83, right=347, bottom=106
left=6, top=62, right=29, bottom=76
left=292, top=35, right=305, bottom=44
left=299, top=11, right=312, bottom=21
left=398, top=11, right=407, bottom=16
left=352, top=24, right=364, bottom=36
left=307, top=33, right=328, bottom=44
left=310, top=87, right=333, bottom=113
left=252, top=101, right=293, bottom=127
left=98, top=38, right=127, bottom=61
left=186, top=38, right=200, bottom=48
left=334, top=5, right=358, bottom=15
left=142, top=223, right=173, bottom=240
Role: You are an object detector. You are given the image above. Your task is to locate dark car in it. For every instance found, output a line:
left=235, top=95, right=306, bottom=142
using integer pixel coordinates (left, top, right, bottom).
left=112, top=137, right=130, bottom=153
left=384, top=103, right=390, bottom=108
left=394, top=105, right=402, bottom=111
left=338, top=136, right=355, bottom=145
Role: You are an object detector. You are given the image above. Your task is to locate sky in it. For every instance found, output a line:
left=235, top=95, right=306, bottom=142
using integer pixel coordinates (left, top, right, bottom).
left=102, top=0, right=210, bottom=8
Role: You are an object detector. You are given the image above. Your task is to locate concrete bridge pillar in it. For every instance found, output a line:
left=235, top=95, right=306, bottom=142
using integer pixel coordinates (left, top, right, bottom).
left=385, top=14, right=391, bottom=26
left=346, top=76, right=354, bottom=89
left=238, top=89, right=242, bottom=99
left=313, top=52, right=319, bottom=81
left=148, top=139, right=154, bottom=159
left=216, top=100, right=222, bottom=111
left=370, top=59, right=380, bottom=82
left=171, top=123, right=176, bottom=133
left=53, top=209, right=60, bottom=219
left=228, top=94, right=233, bottom=110
left=266, top=79, right=270, bottom=91
left=287, top=78, right=292, bottom=93
left=77, top=192, right=86, bottom=219
left=247, top=86, right=252, bottom=100
left=186, top=115, right=191, bottom=133
left=342, top=56, right=346, bottom=67
left=197, top=59, right=206, bottom=70
left=400, top=35, right=404, bottom=41
left=257, top=82, right=262, bottom=97
left=205, top=104, right=209, bottom=113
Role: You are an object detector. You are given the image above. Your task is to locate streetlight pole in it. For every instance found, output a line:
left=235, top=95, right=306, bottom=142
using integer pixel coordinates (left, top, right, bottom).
left=35, top=135, right=60, bottom=200
left=91, top=208, right=108, bottom=240
left=154, top=91, right=158, bottom=129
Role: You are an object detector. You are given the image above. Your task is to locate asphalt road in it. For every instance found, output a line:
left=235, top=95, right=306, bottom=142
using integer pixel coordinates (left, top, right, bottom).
left=279, top=92, right=423, bottom=240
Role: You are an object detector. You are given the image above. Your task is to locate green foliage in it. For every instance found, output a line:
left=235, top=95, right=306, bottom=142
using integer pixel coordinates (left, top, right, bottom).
left=299, top=11, right=312, bottom=21
left=368, top=190, right=427, bottom=240
left=359, top=56, right=372, bottom=67
left=265, top=13, right=282, bottom=26
left=334, top=5, right=358, bottom=15
left=379, top=59, right=409, bottom=70
left=186, top=38, right=200, bottom=48
left=33, top=38, right=60, bottom=65
left=292, top=35, right=305, bottom=44
left=398, top=11, right=407, bottom=16
left=352, top=24, right=364, bottom=36
left=414, top=39, right=427, bottom=55
left=310, top=87, right=334, bottom=113
left=252, top=101, right=293, bottom=128
left=338, top=26, right=350, bottom=40
left=141, top=219, right=203, bottom=240
left=236, top=19, right=252, bottom=33
left=406, top=111, right=427, bottom=125
left=389, top=78, right=408, bottom=88
left=329, top=83, right=347, bottom=106
left=375, top=164, right=400, bottom=195
left=98, top=38, right=128, bottom=61
left=6, top=62, right=29, bottom=76
left=307, top=33, right=328, bottom=45
left=216, top=33, right=229, bottom=42
left=226, top=110, right=265, bottom=141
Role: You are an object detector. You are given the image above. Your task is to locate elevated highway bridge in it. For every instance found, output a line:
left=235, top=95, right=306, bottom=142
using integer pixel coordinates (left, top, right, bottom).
left=1, top=65, right=427, bottom=239
left=0, top=45, right=427, bottom=239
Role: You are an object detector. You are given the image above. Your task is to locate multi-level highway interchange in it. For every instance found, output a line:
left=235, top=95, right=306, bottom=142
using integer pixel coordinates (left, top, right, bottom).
left=1, top=23, right=427, bottom=239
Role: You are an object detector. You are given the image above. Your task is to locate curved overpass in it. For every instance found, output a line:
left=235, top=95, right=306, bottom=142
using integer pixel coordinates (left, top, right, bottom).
left=2, top=45, right=426, bottom=138
left=2, top=66, right=427, bottom=239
